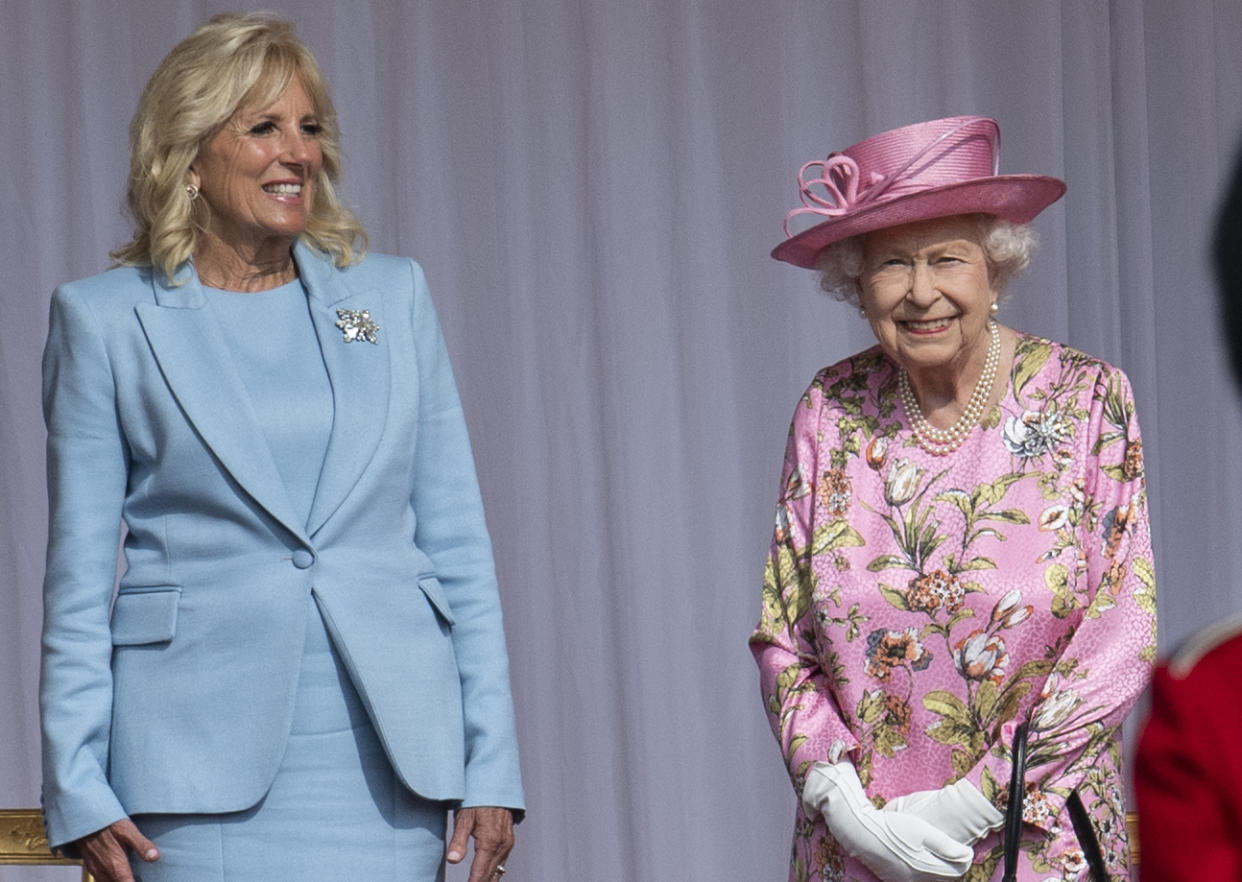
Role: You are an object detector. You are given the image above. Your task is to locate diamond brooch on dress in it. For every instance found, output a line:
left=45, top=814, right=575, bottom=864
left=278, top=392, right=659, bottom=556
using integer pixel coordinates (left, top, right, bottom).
left=335, top=308, right=380, bottom=344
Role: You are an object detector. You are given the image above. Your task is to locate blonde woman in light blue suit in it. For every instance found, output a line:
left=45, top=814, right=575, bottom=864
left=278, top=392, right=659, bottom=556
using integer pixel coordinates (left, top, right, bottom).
left=39, top=14, right=523, bottom=882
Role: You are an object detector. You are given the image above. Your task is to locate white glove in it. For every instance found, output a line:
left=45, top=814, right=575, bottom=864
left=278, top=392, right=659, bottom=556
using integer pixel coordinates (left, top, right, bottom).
left=802, top=762, right=974, bottom=882
left=884, top=778, right=1004, bottom=845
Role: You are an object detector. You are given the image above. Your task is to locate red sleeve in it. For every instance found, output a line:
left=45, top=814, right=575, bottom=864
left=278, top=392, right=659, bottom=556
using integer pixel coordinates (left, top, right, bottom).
left=1135, top=642, right=1242, bottom=881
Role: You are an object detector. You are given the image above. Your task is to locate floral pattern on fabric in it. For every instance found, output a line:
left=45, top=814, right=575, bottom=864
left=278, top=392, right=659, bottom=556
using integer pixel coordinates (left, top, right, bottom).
left=751, top=334, right=1156, bottom=882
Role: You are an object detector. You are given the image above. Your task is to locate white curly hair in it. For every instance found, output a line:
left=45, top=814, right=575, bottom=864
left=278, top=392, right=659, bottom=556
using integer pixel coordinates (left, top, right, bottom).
left=814, top=214, right=1038, bottom=305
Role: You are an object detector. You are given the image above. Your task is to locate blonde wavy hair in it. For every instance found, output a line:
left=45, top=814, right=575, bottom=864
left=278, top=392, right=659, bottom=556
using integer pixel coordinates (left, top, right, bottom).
left=111, top=12, right=367, bottom=282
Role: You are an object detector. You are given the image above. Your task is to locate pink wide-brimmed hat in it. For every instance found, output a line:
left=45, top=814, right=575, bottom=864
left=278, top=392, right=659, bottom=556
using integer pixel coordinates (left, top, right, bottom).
left=771, top=116, right=1066, bottom=269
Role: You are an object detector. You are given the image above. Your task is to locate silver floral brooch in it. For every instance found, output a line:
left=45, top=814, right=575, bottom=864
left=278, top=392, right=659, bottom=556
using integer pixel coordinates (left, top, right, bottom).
left=335, top=308, right=380, bottom=344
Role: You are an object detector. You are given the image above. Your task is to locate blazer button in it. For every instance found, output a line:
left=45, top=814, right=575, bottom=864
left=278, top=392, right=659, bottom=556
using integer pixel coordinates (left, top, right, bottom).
left=292, top=549, right=315, bottom=569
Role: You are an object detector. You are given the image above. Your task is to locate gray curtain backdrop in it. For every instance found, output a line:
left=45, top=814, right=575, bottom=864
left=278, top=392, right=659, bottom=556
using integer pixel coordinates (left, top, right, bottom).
left=3, top=1, right=1241, bottom=879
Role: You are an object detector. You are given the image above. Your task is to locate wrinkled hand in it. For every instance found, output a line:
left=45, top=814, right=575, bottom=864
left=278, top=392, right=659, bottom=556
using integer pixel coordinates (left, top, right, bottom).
left=74, top=817, right=159, bottom=882
left=884, top=779, right=1004, bottom=845
left=803, top=762, right=973, bottom=882
left=447, top=806, right=514, bottom=882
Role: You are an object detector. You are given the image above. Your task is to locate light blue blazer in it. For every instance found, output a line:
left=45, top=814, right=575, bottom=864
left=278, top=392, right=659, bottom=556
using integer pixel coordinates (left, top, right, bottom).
left=40, top=243, right=524, bottom=849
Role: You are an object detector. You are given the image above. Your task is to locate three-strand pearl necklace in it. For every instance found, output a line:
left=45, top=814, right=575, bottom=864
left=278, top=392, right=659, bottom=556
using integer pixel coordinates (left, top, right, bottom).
left=899, top=319, right=1000, bottom=456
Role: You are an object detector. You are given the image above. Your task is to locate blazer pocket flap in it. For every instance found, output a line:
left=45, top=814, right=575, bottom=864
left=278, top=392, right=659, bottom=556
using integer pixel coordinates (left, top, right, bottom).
left=417, top=575, right=456, bottom=627
left=111, top=586, right=182, bottom=645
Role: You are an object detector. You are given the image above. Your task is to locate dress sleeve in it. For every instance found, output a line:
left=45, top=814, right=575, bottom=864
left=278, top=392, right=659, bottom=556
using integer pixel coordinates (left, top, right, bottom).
left=750, top=385, right=862, bottom=795
left=404, top=260, right=525, bottom=816
left=967, top=365, right=1157, bottom=831
left=39, top=286, right=130, bottom=849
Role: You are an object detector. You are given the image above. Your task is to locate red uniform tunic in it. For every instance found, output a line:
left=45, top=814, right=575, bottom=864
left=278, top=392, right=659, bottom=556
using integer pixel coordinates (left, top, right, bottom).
left=1136, top=616, right=1242, bottom=881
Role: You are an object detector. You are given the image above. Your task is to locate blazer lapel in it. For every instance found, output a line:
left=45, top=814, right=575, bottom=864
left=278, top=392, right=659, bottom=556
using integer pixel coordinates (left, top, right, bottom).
left=296, top=244, right=392, bottom=537
left=135, top=268, right=309, bottom=545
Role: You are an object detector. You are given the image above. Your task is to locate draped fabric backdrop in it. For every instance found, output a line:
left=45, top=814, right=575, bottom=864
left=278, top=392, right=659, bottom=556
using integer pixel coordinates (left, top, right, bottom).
left=3, top=1, right=1241, bottom=879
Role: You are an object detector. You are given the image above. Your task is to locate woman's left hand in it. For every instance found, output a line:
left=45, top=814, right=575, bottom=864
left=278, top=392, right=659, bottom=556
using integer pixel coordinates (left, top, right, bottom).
left=883, top=778, right=1004, bottom=845
left=446, top=805, right=514, bottom=881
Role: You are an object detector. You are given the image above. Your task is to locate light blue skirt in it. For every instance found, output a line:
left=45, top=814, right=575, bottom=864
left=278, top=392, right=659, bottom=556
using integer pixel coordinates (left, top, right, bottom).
left=130, top=598, right=448, bottom=881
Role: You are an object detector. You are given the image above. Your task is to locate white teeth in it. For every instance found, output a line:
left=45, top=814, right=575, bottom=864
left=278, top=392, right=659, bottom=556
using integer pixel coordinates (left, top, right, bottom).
left=906, top=318, right=951, bottom=330
left=264, top=182, right=302, bottom=195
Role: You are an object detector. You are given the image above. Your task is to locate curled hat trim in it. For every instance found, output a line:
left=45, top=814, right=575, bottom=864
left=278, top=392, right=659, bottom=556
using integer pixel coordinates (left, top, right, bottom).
left=783, top=117, right=998, bottom=237
left=772, top=116, right=1066, bottom=269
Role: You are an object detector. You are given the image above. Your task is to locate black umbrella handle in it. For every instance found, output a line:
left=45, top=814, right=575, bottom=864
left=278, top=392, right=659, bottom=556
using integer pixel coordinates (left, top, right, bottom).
left=1001, top=722, right=1029, bottom=882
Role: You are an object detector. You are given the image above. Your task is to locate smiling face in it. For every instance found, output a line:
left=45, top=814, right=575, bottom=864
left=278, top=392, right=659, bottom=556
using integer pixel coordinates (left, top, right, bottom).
left=858, top=215, right=997, bottom=384
left=189, top=75, right=323, bottom=268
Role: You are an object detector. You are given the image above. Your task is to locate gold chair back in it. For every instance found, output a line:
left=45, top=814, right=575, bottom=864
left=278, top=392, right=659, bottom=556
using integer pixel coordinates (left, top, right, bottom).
left=0, top=809, right=92, bottom=881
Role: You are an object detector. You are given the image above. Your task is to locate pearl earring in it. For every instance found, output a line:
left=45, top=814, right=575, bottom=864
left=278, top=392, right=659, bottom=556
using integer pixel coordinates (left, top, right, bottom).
left=858, top=307, right=867, bottom=319
left=185, top=185, right=199, bottom=201
left=989, top=302, right=999, bottom=314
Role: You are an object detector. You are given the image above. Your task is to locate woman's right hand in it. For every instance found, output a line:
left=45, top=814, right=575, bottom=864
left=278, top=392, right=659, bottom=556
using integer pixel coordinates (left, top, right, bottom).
left=74, top=818, right=159, bottom=882
left=803, top=762, right=973, bottom=882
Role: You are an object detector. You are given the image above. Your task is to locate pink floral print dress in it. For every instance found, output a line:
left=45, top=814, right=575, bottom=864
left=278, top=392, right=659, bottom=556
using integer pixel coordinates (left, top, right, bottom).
left=751, top=334, right=1156, bottom=882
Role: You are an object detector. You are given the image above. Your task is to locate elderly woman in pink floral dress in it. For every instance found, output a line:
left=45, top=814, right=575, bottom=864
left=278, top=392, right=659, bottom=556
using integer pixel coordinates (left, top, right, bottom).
left=751, top=117, right=1156, bottom=882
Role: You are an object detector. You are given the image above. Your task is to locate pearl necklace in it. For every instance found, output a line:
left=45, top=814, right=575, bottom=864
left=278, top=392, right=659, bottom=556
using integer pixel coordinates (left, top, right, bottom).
left=899, top=320, right=1000, bottom=456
